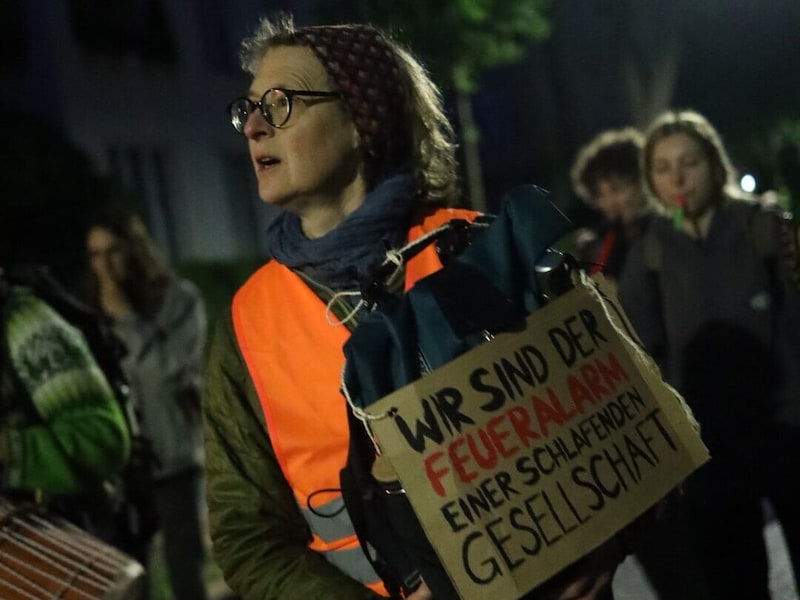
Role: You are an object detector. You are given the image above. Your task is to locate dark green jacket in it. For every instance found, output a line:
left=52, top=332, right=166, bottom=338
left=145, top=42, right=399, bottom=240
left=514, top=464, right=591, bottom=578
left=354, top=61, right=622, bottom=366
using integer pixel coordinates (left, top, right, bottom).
left=203, top=308, right=381, bottom=600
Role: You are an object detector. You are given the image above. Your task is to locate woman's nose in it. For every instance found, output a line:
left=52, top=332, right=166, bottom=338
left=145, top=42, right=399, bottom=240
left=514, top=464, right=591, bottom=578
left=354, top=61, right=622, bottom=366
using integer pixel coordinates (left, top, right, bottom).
left=243, top=109, right=273, bottom=138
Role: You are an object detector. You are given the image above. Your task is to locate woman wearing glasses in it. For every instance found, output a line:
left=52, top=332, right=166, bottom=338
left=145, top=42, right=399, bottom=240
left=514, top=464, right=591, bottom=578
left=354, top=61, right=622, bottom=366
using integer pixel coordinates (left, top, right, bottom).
left=204, top=14, right=621, bottom=600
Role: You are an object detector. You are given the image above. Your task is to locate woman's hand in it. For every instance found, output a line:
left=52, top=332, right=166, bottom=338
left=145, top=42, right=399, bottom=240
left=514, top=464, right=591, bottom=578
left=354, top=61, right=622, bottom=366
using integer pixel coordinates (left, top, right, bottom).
left=548, top=569, right=614, bottom=600
left=403, top=564, right=614, bottom=600
left=403, top=537, right=622, bottom=600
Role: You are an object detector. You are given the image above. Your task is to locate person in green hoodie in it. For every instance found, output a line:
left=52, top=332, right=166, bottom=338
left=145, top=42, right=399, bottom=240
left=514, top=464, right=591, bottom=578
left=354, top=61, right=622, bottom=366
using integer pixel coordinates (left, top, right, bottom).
left=0, top=267, right=131, bottom=516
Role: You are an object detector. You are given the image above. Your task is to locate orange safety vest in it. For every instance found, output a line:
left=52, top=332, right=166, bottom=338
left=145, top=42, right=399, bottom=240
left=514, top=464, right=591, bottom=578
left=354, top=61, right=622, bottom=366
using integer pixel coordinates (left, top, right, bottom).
left=232, top=207, right=478, bottom=595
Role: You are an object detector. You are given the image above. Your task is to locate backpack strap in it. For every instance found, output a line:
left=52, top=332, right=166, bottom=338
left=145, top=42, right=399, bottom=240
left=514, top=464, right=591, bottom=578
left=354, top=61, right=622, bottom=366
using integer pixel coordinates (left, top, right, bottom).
left=339, top=408, right=424, bottom=598
left=727, top=199, right=785, bottom=312
left=726, top=198, right=779, bottom=260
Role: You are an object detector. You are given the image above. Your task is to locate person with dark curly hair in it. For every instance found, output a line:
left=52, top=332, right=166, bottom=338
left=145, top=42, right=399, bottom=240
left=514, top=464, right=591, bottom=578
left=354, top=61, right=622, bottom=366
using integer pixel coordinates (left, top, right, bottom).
left=570, top=127, right=650, bottom=283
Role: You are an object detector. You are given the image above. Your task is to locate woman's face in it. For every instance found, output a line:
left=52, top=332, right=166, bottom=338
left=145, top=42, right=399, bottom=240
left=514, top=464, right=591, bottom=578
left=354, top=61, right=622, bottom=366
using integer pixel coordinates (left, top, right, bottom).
left=243, top=45, right=366, bottom=221
left=593, top=176, right=643, bottom=226
left=649, top=132, right=716, bottom=218
left=87, top=226, right=129, bottom=285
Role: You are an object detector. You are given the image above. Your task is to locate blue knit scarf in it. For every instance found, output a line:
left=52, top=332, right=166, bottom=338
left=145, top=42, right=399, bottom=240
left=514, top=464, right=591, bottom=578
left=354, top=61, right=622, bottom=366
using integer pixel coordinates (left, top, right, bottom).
left=265, top=173, right=415, bottom=291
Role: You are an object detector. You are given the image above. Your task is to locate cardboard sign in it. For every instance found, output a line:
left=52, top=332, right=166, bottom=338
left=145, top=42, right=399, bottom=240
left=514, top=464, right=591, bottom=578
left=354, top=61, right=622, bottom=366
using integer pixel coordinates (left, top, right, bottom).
left=366, top=274, right=709, bottom=600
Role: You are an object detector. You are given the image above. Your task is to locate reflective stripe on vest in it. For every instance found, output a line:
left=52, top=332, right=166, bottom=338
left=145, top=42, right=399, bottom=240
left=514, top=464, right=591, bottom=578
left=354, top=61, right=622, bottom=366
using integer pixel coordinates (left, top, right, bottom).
left=232, top=206, right=478, bottom=594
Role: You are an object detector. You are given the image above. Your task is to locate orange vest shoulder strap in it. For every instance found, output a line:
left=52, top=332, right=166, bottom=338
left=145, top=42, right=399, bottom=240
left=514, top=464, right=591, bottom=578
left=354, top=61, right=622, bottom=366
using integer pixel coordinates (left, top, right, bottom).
left=405, top=207, right=481, bottom=291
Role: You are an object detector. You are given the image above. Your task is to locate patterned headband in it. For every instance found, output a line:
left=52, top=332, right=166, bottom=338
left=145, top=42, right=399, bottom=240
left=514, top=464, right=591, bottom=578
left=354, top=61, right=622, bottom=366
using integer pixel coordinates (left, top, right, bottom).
left=294, top=24, right=412, bottom=178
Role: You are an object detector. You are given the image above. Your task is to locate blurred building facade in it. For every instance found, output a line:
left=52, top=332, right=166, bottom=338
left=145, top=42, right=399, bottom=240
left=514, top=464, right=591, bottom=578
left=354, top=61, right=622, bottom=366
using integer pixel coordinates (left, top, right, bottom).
left=0, top=0, right=305, bottom=262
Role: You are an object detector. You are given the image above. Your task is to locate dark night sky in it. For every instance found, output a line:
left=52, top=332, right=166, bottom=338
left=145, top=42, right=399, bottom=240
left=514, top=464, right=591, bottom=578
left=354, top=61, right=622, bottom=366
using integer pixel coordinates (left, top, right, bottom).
left=468, top=0, right=800, bottom=215
left=674, top=2, right=800, bottom=138
left=3, top=0, right=799, bottom=231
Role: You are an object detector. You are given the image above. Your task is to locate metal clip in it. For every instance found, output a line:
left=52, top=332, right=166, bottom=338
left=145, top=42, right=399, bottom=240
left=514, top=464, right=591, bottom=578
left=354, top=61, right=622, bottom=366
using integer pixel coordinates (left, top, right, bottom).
left=535, top=249, right=577, bottom=303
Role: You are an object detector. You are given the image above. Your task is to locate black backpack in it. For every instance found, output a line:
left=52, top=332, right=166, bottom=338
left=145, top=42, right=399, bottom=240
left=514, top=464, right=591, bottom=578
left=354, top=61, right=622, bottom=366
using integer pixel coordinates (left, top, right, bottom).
left=339, top=186, right=574, bottom=599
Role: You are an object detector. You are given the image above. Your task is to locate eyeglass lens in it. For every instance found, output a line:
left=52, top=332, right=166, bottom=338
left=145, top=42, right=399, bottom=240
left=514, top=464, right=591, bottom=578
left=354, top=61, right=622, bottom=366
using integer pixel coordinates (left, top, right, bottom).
left=230, top=89, right=290, bottom=132
left=262, top=89, right=290, bottom=127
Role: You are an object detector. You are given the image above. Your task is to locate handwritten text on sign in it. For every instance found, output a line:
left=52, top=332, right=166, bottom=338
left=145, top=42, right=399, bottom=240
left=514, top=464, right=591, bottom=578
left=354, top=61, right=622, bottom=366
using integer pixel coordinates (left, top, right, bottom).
left=368, top=281, right=708, bottom=600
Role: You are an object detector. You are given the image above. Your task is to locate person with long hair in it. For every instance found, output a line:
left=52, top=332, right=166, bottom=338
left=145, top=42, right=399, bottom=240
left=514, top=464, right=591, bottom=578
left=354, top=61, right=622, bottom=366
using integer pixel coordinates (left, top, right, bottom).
left=202, top=13, right=623, bottom=600
left=619, top=109, right=800, bottom=599
left=85, top=203, right=209, bottom=600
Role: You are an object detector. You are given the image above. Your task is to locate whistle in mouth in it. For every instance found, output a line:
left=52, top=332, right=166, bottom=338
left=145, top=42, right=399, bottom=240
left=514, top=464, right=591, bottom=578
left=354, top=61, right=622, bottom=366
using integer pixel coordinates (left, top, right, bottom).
left=673, top=195, right=686, bottom=229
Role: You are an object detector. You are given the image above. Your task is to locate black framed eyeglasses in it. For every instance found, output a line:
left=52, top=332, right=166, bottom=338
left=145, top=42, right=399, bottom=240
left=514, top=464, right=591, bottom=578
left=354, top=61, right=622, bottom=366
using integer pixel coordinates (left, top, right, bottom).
left=227, top=87, right=342, bottom=133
